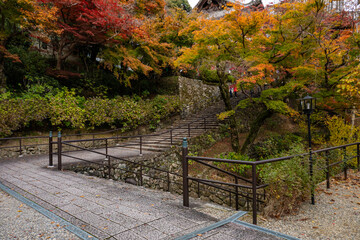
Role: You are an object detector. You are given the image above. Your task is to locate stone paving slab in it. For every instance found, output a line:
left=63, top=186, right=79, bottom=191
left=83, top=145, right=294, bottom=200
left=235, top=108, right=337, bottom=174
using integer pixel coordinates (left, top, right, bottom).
left=0, top=155, right=289, bottom=239
left=0, top=189, right=80, bottom=240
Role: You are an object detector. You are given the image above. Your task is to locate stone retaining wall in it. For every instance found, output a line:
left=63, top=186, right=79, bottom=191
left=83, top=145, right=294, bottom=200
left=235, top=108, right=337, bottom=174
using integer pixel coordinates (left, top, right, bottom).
left=178, top=76, right=220, bottom=116
left=68, top=146, right=264, bottom=211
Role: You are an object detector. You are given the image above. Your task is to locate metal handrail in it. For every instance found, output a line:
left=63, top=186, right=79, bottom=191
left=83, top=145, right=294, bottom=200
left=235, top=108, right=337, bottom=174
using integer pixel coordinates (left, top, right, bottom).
left=181, top=138, right=360, bottom=226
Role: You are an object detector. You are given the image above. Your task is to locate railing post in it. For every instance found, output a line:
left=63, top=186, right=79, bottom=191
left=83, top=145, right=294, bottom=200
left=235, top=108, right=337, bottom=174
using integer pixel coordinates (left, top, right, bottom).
left=116, top=130, right=119, bottom=146
left=204, top=118, right=207, bottom=130
left=167, top=172, right=170, bottom=192
left=252, top=164, right=257, bottom=225
left=229, top=192, right=232, bottom=207
left=170, top=128, right=173, bottom=146
left=105, top=139, right=108, bottom=160
left=357, top=143, right=360, bottom=171
left=326, top=151, right=330, bottom=189
left=188, top=123, right=191, bottom=137
left=19, top=138, right=23, bottom=157
left=139, top=165, right=143, bottom=186
left=48, top=131, right=54, bottom=168
left=235, top=176, right=239, bottom=211
left=92, top=134, right=95, bottom=149
left=140, top=136, right=143, bottom=156
left=182, top=138, right=189, bottom=207
left=310, top=149, right=315, bottom=205
left=108, top=156, right=111, bottom=180
left=343, top=147, right=347, bottom=180
left=57, top=131, right=62, bottom=171
left=197, top=181, right=200, bottom=198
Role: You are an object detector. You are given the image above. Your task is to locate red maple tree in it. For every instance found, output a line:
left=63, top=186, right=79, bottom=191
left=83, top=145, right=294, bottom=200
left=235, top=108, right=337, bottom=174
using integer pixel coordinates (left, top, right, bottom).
left=39, top=0, right=135, bottom=70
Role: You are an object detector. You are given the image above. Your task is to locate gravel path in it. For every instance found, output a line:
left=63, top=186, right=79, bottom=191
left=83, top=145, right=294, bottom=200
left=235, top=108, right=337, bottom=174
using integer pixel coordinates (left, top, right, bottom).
left=241, top=170, right=360, bottom=240
left=0, top=189, right=80, bottom=240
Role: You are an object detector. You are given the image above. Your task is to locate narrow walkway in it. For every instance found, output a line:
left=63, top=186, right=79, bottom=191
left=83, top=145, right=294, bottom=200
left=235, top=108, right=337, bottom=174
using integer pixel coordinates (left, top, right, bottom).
left=0, top=155, right=288, bottom=240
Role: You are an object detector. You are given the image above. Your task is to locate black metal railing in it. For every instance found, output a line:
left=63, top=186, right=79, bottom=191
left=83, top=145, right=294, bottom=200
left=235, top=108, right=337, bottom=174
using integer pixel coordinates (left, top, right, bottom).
left=181, top=138, right=360, bottom=225
left=0, top=135, right=49, bottom=158
left=56, top=133, right=183, bottom=192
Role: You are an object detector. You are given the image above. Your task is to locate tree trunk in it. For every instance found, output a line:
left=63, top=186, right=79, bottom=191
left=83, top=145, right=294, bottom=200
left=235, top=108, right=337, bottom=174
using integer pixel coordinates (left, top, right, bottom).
left=0, top=55, right=6, bottom=93
left=217, top=70, right=240, bottom=153
left=240, top=109, right=273, bottom=154
left=351, top=106, right=356, bottom=136
left=56, top=48, right=62, bottom=70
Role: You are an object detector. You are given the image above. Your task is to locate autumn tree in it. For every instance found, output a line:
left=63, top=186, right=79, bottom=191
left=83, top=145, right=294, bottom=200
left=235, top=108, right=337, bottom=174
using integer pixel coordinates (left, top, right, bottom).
left=99, top=7, right=197, bottom=86
left=36, top=0, right=135, bottom=70
left=176, top=4, right=271, bottom=152
left=176, top=0, right=359, bottom=153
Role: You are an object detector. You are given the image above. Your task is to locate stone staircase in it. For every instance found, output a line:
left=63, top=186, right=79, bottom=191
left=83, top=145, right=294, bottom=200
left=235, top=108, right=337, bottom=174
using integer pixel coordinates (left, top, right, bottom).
left=120, top=94, right=245, bottom=153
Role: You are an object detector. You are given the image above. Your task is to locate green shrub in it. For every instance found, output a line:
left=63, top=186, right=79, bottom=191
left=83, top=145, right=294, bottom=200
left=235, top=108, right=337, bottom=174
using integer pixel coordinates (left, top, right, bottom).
left=0, top=92, right=180, bottom=136
left=110, top=97, right=145, bottom=131
left=249, top=133, right=303, bottom=159
left=216, top=152, right=254, bottom=176
left=48, top=90, right=86, bottom=129
left=146, top=95, right=180, bottom=130
left=0, top=97, right=50, bottom=136
left=258, top=144, right=323, bottom=217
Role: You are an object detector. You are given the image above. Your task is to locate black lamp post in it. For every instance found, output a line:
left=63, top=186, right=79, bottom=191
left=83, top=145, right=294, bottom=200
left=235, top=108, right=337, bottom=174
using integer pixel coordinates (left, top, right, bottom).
left=299, top=95, right=316, bottom=205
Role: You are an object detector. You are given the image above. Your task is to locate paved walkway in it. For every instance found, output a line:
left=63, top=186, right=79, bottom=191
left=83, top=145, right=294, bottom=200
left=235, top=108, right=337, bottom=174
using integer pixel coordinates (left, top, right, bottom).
left=0, top=189, right=80, bottom=239
left=0, top=155, right=289, bottom=240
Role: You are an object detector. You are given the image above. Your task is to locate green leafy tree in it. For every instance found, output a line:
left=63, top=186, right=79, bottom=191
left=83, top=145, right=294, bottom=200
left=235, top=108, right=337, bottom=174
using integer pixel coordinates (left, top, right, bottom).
left=166, top=0, right=192, bottom=12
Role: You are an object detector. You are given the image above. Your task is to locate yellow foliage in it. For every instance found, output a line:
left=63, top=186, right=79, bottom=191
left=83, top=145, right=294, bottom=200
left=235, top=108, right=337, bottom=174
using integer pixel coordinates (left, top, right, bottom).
left=326, top=116, right=360, bottom=168
left=338, top=65, right=360, bottom=106
left=217, top=110, right=235, bottom=121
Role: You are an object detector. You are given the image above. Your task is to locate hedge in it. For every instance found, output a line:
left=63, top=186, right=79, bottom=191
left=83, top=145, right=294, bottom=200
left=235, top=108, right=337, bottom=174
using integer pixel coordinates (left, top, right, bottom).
left=0, top=91, right=180, bottom=136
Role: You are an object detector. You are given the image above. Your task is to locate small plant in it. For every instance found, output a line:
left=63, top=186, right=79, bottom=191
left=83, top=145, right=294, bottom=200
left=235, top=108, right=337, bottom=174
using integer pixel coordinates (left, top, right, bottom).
left=216, top=152, right=254, bottom=176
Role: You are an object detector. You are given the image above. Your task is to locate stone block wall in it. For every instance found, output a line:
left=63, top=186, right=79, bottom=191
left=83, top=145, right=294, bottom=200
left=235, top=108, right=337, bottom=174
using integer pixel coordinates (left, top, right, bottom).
left=178, top=76, right=221, bottom=116
left=68, top=146, right=264, bottom=211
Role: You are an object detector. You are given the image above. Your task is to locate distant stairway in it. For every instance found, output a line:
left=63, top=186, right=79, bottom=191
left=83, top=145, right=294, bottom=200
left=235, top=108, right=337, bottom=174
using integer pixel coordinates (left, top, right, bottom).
left=121, top=94, right=246, bottom=153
